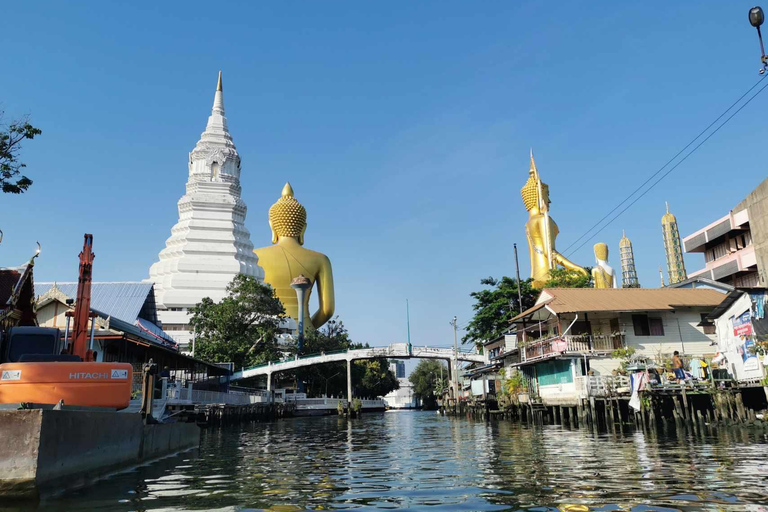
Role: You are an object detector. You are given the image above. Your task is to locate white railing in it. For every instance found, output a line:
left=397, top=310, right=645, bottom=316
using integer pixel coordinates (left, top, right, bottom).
left=522, top=334, right=624, bottom=362
left=294, top=398, right=346, bottom=410
left=575, top=375, right=631, bottom=398
left=360, top=399, right=386, bottom=409
left=166, top=381, right=271, bottom=405
left=287, top=398, right=386, bottom=411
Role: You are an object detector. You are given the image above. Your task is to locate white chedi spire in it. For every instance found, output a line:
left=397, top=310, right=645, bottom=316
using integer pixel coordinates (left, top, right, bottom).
left=148, top=72, right=263, bottom=349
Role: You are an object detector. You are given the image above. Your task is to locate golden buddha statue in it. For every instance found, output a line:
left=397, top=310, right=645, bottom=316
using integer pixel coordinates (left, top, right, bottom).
left=254, top=183, right=335, bottom=331
left=591, top=242, right=618, bottom=289
left=522, top=152, right=587, bottom=288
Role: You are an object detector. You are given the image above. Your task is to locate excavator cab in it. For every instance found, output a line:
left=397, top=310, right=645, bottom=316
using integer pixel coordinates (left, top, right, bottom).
left=0, top=326, right=78, bottom=363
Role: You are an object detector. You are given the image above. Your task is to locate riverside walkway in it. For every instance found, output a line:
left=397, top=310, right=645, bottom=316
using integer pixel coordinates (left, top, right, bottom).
left=231, top=343, right=485, bottom=401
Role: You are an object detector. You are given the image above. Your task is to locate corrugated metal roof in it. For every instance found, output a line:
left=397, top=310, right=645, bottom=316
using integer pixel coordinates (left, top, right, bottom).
left=540, top=287, right=725, bottom=314
left=36, top=282, right=154, bottom=324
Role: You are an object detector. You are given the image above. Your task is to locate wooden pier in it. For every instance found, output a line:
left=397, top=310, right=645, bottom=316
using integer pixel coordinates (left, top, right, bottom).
left=444, top=384, right=768, bottom=433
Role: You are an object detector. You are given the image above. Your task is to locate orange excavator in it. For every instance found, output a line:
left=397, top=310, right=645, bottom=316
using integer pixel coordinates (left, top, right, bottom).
left=0, top=235, right=132, bottom=409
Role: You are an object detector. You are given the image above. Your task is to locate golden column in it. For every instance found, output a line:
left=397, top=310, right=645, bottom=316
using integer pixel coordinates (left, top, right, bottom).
left=254, top=183, right=335, bottom=331
left=661, top=202, right=687, bottom=285
left=521, top=152, right=587, bottom=288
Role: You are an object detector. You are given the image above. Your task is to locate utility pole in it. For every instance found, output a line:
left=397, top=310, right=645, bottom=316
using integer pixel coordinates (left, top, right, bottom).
left=406, top=299, right=412, bottom=355
left=514, top=243, right=523, bottom=313
left=450, top=316, right=459, bottom=403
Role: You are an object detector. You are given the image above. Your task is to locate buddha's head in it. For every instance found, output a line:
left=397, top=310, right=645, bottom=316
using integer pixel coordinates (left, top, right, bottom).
left=521, top=166, right=550, bottom=212
left=594, top=242, right=609, bottom=262
left=269, top=182, right=307, bottom=244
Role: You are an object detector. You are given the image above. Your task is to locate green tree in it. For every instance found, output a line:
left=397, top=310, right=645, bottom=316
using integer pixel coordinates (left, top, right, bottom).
left=300, top=318, right=352, bottom=397
left=541, top=267, right=593, bottom=289
left=298, top=318, right=399, bottom=398
left=1, top=112, right=42, bottom=194
left=462, top=276, right=538, bottom=348
left=409, top=359, right=448, bottom=409
left=354, top=358, right=399, bottom=398
left=189, top=274, right=286, bottom=369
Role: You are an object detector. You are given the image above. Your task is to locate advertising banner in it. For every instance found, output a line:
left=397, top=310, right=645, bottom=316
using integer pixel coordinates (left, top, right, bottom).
left=733, top=311, right=753, bottom=337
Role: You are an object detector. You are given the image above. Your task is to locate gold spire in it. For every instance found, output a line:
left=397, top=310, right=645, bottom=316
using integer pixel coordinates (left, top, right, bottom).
left=281, top=182, right=294, bottom=198
left=662, top=201, right=677, bottom=224
left=217, top=71, right=223, bottom=92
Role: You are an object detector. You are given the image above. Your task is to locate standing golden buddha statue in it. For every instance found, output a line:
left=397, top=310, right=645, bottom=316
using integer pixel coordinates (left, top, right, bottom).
left=254, top=183, right=335, bottom=331
left=591, top=242, right=618, bottom=289
left=521, top=152, right=587, bottom=288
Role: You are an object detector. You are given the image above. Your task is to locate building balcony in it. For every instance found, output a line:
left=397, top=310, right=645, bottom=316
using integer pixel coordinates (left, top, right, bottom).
left=521, top=333, right=624, bottom=363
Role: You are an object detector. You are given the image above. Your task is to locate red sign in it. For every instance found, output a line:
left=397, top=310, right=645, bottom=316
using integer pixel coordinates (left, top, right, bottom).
left=733, top=311, right=753, bottom=337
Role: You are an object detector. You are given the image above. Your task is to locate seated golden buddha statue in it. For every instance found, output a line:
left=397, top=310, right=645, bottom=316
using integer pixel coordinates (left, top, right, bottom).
left=591, top=242, right=618, bottom=289
left=254, top=183, right=335, bottom=331
left=522, top=152, right=587, bottom=288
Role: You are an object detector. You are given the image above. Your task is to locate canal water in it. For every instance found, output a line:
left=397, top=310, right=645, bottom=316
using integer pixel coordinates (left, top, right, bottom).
left=13, top=411, right=768, bottom=511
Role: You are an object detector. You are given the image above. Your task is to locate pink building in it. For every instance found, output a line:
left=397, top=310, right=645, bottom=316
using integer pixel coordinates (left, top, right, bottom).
left=683, top=178, right=768, bottom=289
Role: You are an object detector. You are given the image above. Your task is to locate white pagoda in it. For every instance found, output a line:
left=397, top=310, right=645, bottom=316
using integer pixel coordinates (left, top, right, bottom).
left=148, top=72, right=263, bottom=351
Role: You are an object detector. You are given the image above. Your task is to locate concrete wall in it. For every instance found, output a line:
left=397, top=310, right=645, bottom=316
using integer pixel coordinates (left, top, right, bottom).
left=36, top=410, right=144, bottom=486
left=0, top=409, right=200, bottom=498
left=0, top=410, right=43, bottom=496
left=140, top=422, right=200, bottom=460
left=734, top=177, right=768, bottom=287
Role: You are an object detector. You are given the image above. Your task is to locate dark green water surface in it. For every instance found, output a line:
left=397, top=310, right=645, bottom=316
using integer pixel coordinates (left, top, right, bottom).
left=17, top=412, right=768, bottom=511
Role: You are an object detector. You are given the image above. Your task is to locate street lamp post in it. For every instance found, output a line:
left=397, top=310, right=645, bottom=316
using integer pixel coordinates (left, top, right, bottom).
left=749, top=6, right=767, bottom=73
left=319, top=371, right=342, bottom=398
left=291, top=274, right=312, bottom=393
left=450, top=316, right=459, bottom=404
left=290, top=275, right=312, bottom=355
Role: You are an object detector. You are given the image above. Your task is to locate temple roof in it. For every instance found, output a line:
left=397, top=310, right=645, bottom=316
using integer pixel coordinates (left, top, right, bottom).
left=35, top=282, right=158, bottom=325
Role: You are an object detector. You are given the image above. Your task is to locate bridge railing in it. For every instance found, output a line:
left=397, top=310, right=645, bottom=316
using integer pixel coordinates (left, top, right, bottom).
left=237, top=343, right=483, bottom=375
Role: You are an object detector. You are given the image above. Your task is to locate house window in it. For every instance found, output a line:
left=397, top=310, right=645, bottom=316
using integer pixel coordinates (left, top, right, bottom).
left=700, top=313, right=716, bottom=335
left=632, top=315, right=665, bottom=336
left=632, top=315, right=650, bottom=336
left=649, top=318, right=664, bottom=336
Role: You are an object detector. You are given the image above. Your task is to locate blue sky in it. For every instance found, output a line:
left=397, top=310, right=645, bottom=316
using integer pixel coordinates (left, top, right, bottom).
left=2, top=2, right=767, bottom=351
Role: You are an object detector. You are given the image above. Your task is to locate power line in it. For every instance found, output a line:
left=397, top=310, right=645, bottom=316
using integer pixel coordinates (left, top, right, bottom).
left=565, top=75, right=768, bottom=257
left=561, top=74, right=768, bottom=257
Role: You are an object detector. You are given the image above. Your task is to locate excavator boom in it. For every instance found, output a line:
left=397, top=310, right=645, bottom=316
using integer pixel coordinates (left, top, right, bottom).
left=70, top=234, right=94, bottom=361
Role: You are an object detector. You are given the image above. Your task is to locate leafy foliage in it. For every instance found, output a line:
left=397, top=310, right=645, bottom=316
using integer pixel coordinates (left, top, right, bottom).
left=1, top=112, right=42, bottom=194
left=462, top=276, right=538, bottom=348
left=542, top=267, right=593, bottom=289
left=409, top=359, right=448, bottom=409
left=353, top=358, right=400, bottom=398
left=189, top=274, right=286, bottom=369
left=500, top=368, right=529, bottom=404
left=610, top=346, right=637, bottom=374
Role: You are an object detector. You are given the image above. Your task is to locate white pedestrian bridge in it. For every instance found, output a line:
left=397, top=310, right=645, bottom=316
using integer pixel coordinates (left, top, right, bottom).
left=231, top=343, right=485, bottom=395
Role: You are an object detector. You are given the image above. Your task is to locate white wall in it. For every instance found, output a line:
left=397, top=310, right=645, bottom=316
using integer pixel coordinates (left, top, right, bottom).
left=713, top=294, right=766, bottom=382
left=588, top=356, right=620, bottom=376
left=619, top=310, right=716, bottom=358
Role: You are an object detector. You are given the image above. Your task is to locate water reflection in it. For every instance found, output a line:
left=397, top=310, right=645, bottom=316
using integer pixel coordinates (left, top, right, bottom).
left=8, top=411, right=768, bottom=511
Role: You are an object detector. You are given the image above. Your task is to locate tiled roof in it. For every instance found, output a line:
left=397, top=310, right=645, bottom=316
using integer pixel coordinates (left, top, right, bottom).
left=541, top=287, right=725, bottom=314
left=35, top=282, right=154, bottom=325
